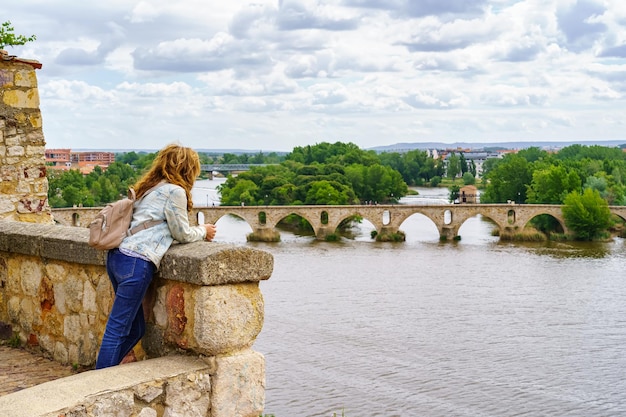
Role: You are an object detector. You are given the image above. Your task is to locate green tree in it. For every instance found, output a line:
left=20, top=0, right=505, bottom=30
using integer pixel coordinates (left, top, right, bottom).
left=446, top=153, right=461, bottom=180
left=449, top=185, right=460, bottom=203
left=526, top=165, right=581, bottom=204
left=304, top=180, right=353, bottom=205
left=459, top=153, right=468, bottom=174
left=0, top=21, right=36, bottom=49
left=462, top=172, right=476, bottom=185
left=480, top=154, right=532, bottom=203
left=218, top=179, right=259, bottom=206
left=562, top=188, right=611, bottom=240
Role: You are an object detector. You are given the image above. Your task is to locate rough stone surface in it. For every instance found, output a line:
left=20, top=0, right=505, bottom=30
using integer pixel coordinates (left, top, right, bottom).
left=193, top=283, right=265, bottom=356
left=161, top=241, right=274, bottom=286
left=211, top=350, right=266, bottom=417
left=0, top=55, right=51, bottom=224
left=163, top=372, right=211, bottom=417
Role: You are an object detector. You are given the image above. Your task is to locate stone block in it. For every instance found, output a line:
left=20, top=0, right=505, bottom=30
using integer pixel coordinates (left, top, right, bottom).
left=163, top=372, right=211, bottom=417
left=192, top=282, right=264, bottom=356
left=160, top=242, right=273, bottom=286
left=211, top=350, right=265, bottom=417
left=2, top=88, right=40, bottom=109
left=0, top=68, right=13, bottom=87
left=19, top=258, right=42, bottom=296
left=91, top=392, right=134, bottom=416
left=14, top=70, right=37, bottom=88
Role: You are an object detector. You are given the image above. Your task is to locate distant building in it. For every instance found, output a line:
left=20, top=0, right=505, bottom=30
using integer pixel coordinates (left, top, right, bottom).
left=45, top=149, right=115, bottom=174
left=45, top=149, right=72, bottom=169
left=459, top=185, right=479, bottom=204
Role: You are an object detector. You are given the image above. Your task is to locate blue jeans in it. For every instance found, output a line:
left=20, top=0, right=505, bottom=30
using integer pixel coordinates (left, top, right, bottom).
left=95, top=249, right=155, bottom=369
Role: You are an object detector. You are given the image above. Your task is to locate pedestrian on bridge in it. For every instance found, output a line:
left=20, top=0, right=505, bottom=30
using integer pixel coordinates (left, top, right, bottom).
left=96, top=144, right=217, bottom=369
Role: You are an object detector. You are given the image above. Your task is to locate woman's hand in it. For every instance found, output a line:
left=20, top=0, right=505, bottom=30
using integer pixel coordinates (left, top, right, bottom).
left=204, top=223, right=217, bottom=241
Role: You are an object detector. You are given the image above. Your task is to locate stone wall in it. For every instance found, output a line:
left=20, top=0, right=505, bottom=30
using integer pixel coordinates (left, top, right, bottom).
left=0, top=220, right=273, bottom=417
left=0, top=50, right=51, bottom=224
left=0, top=354, right=265, bottom=417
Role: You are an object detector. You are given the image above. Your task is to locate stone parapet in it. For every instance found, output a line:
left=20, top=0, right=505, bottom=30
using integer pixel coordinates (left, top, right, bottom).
left=0, top=220, right=272, bottom=416
left=0, top=353, right=264, bottom=417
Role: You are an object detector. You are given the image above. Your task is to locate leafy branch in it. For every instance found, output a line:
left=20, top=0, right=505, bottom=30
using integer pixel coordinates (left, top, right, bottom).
left=0, top=21, right=36, bottom=49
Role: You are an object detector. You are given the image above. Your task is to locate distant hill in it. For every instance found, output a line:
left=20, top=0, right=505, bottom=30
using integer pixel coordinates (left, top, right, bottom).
left=72, top=148, right=289, bottom=155
left=367, top=140, right=626, bottom=152
left=71, top=140, right=626, bottom=154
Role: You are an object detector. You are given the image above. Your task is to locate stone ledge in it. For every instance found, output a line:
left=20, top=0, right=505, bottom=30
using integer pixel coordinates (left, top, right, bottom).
left=0, top=355, right=210, bottom=417
left=0, top=220, right=103, bottom=265
left=163, top=241, right=273, bottom=285
left=0, top=220, right=273, bottom=284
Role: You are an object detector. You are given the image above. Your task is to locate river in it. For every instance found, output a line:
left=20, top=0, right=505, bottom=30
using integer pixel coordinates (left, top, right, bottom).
left=192, top=179, right=626, bottom=417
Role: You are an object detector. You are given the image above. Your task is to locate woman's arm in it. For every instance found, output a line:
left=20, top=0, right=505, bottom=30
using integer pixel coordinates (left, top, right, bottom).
left=164, top=186, right=207, bottom=243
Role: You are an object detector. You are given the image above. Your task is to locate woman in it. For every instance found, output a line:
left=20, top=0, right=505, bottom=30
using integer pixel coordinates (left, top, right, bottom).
left=96, top=144, right=216, bottom=369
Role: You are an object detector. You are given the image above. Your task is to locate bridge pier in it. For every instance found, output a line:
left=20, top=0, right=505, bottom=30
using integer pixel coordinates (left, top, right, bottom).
left=248, top=227, right=281, bottom=242
left=315, top=226, right=336, bottom=240
left=375, top=226, right=404, bottom=241
left=440, top=226, right=459, bottom=241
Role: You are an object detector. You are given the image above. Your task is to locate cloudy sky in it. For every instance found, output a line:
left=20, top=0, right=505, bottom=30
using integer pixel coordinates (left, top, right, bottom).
left=4, top=0, right=626, bottom=151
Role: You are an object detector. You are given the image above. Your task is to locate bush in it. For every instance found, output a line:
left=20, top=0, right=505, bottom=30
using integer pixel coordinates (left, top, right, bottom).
left=562, top=188, right=611, bottom=240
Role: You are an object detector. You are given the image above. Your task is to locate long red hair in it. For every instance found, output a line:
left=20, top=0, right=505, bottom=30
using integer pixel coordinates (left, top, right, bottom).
left=133, top=144, right=200, bottom=212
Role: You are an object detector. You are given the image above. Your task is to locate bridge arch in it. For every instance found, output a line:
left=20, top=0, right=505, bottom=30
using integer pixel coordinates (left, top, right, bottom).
left=326, top=212, right=386, bottom=237
left=395, top=212, right=440, bottom=240
left=518, top=212, right=567, bottom=235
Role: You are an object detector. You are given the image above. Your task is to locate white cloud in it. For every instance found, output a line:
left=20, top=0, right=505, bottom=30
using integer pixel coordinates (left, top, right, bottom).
left=2, top=0, right=625, bottom=150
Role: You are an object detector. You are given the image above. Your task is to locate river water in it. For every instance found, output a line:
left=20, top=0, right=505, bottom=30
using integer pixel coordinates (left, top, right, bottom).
left=192, top=180, right=626, bottom=417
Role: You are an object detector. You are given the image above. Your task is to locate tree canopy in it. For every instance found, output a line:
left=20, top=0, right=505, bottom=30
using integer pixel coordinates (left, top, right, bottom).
left=218, top=142, right=409, bottom=206
left=0, top=21, right=36, bottom=49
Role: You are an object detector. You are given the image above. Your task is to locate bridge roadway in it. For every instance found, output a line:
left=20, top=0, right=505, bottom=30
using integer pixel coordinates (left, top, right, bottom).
left=53, top=203, right=626, bottom=241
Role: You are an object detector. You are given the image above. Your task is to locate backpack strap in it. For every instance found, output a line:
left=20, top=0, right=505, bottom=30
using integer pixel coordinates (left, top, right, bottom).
left=128, top=219, right=165, bottom=236
left=126, top=183, right=167, bottom=236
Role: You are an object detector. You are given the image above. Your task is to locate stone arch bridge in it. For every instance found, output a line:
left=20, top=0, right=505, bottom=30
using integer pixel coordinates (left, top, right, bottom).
left=52, top=204, right=626, bottom=241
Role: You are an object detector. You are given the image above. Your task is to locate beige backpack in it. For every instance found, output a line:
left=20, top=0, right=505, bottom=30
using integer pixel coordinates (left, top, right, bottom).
left=88, top=185, right=164, bottom=250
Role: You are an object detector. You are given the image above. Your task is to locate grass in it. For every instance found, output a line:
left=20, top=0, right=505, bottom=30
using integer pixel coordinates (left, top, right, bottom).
left=7, top=332, right=21, bottom=348
left=375, top=230, right=406, bottom=242
left=325, top=233, right=341, bottom=242
left=497, top=227, right=547, bottom=242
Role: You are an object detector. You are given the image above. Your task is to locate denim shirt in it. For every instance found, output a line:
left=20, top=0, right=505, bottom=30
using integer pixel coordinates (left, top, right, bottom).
left=118, top=183, right=206, bottom=268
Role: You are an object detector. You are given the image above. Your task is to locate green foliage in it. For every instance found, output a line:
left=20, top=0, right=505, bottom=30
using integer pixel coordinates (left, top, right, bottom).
left=480, top=154, right=532, bottom=203
left=446, top=153, right=461, bottom=180
left=288, top=142, right=378, bottom=166
left=448, top=184, right=460, bottom=203
left=430, top=175, right=442, bottom=187
left=562, top=188, right=612, bottom=240
left=325, top=233, right=341, bottom=242
left=375, top=230, right=406, bottom=242
left=462, top=172, right=475, bottom=185
left=481, top=144, right=626, bottom=206
left=0, top=21, right=36, bottom=49
left=7, top=332, right=21, bottom=348
left=219, top=142, right=409, bottom=206
left=47, top=157, right=141, bottom=208
left=526, top=165, right=581, bottom=204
